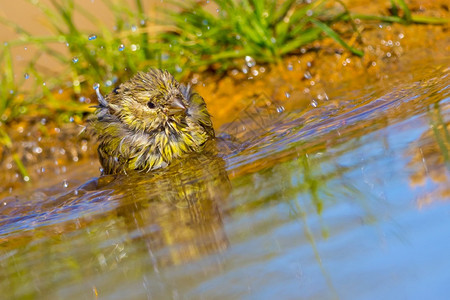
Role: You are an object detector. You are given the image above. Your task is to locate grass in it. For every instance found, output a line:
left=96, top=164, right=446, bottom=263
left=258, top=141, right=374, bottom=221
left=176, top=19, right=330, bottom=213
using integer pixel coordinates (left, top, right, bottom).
left=162, top=0, right=364, bottom=72
left=0, top=0, right=447, bottom=180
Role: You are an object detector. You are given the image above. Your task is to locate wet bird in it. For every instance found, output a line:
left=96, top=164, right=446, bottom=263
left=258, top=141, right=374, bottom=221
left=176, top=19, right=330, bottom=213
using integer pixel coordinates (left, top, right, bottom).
left=90, top=69, right=215, bottom=175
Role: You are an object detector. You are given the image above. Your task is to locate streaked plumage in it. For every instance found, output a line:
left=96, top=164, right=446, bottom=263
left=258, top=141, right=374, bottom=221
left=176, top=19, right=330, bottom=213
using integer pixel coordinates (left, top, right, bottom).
left=90, top=69, right=214, bottom=175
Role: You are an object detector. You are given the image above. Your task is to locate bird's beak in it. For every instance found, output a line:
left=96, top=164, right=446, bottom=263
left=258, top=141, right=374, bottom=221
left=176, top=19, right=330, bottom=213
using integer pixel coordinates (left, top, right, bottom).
left=168, top=97, right=186, bottom=115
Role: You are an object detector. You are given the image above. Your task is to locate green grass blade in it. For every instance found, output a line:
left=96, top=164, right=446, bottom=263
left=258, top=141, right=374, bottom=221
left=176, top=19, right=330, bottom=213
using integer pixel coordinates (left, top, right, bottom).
left=310, top=19, right=363, bottom=57
left=395, top=0, right=412, bottom=22
left=390, top=0, right=398, bottom=16
left=411, top=15, right=449, bottom=24
left=270, top=0, right=296, bottom=25
left=278, top=27, right=322, bottom=55
left=13, top=153, right=30, bottom=181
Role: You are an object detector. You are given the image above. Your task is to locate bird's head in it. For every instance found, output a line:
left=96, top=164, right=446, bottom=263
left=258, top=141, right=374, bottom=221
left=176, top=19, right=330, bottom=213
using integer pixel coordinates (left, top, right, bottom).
left=107, top=69, right=190, bottom=133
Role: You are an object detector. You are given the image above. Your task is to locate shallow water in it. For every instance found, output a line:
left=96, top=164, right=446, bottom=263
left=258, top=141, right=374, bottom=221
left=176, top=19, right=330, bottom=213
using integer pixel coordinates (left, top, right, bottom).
left=1, top=60, right=449, bottom=299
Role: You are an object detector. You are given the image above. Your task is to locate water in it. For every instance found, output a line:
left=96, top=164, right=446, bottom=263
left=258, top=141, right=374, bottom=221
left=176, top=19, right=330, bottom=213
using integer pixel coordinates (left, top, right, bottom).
left=0, top=62, right=449, bottom=299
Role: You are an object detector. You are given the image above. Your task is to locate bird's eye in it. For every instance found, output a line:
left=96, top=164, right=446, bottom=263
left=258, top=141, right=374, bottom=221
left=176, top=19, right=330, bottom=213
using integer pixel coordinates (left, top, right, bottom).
left=147, top=101, right=155, bottom=109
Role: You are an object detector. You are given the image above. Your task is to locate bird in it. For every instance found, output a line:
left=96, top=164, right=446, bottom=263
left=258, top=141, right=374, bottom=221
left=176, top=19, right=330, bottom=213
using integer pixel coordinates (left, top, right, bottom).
left=89, top=69, right=215, bottom=175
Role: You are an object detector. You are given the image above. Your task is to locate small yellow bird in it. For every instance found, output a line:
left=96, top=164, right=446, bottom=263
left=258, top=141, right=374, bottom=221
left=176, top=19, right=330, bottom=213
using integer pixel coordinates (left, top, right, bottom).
left=90, top=69, right=215, bottom=175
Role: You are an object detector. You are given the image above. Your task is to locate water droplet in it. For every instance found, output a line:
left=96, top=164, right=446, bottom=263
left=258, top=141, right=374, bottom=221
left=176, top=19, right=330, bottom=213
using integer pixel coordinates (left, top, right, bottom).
left=63, top=180, right=69, bottom=188
left=245, top=56, right=256, bottom=68
left=33, top=146, right=43, bottom=154
left=93, top=83, right=100, bottom=90
left=140, top=19, right=145, bottom=26
left=285, top=92, right=290, bottom=98
left=24, top=73, right=30, bottom=79
left=88, top=34, right=97, bottom=40
left=72, top=56, right=79, bottom=63
left=175, top=65, right=182, bottom=73
left=311, top=99, right=318, bottom=107
left=58, top=89, right=63, bottom=94
left=131, top=44, right=138, bottom=51
left=287, top=63, right=293, bottom=71
left=131, top=25, right=137, bottom=32
left=276, top=106, right=285, bottom=113
left=118, top=44, right=125, bottom=51
left=303, top=71, right=312, bottom=79
left=23, top=176, right=30, bottom=182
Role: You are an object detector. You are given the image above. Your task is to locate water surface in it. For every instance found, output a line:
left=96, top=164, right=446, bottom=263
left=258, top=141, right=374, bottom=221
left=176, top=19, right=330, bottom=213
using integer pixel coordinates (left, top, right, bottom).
left=0, top=61, right=449, bottom=299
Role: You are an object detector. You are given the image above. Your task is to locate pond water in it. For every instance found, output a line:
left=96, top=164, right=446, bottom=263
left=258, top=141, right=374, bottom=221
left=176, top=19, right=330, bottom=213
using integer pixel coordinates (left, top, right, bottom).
left=0, top=59, right=449, bottom=299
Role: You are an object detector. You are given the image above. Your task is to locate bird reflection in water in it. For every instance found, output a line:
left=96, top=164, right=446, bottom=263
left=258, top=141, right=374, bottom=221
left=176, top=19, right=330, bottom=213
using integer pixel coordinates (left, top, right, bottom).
left=99, top=146, right=232, bottom=267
